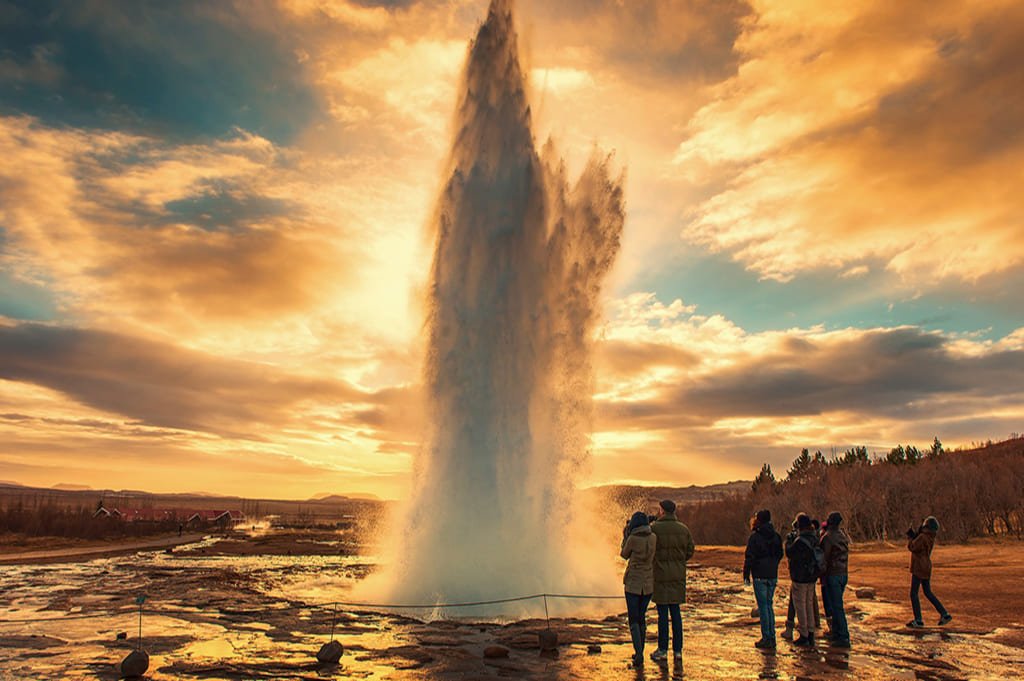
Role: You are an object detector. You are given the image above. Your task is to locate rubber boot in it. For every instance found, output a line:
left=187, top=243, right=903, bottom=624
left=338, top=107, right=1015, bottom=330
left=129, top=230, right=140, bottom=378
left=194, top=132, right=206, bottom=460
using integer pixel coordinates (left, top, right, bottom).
left=629, top=623, right=644, bottom=666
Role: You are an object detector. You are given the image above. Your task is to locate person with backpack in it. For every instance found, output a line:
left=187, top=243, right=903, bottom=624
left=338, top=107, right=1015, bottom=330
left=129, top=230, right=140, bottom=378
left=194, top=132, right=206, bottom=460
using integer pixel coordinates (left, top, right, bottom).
left=820, top=511, right=851, bottom=648
left=781, top=519, right=822, bottom=640
left=906, top=516, right=952, bottom=628
left=785, top=513, right=824, bottom=646
left=743, top=509, right=784, bottom=650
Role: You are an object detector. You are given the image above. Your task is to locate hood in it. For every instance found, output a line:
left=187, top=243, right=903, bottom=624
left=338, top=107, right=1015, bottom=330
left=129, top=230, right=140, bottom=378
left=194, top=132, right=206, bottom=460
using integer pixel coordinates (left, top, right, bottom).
left=630, top=525, right=653, bottom=537
left=755, top=522, right=776, bottom=536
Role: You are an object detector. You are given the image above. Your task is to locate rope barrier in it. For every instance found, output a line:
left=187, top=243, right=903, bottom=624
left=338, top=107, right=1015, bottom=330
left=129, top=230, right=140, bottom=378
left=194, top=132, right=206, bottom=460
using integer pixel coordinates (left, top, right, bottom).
left=0, top=592, right=622, bottom=626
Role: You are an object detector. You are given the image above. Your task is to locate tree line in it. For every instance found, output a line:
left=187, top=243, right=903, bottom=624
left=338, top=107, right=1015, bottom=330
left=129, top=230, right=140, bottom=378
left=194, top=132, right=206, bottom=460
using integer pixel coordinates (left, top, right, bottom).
left=0, top=503, right=179, bottom=540
left=683, top=437, right=1024, bottom=546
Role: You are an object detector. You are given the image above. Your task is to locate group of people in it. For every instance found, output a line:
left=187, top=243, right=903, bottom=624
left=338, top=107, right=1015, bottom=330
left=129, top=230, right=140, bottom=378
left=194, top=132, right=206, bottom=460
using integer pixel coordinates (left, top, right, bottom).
left=620, top=502, right=953, bottom=668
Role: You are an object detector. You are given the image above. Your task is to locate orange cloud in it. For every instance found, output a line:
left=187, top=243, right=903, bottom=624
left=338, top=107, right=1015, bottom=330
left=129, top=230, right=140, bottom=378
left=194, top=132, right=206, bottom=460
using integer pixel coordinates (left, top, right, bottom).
left=677, top=0, right=1024, bottom=284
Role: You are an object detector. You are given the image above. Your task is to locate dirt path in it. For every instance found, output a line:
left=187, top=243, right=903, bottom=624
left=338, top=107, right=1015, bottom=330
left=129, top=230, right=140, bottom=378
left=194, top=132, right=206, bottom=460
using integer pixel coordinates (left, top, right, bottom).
left=0, top=533, right=207, bottom=564
left=695, top=539, right=1024, bottom=648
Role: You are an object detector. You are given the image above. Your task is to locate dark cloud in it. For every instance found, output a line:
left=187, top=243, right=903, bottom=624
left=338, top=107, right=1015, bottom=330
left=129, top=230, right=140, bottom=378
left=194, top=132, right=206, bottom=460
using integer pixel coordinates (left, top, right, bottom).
left=0, top=0, right=321, bottom=143
left=160, top=180, right=301, bottom=232
left=0, top=323, right=362, bottom=436
left=601, top=328, right=1024, bottom=426
left=596, top=339, right=699, bottom=377
left=523, top=0, right=751, bottom=84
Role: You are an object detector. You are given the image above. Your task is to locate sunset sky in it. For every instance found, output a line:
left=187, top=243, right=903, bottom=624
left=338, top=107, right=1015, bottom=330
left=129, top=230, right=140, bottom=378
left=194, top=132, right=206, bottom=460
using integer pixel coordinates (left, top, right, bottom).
left=1, top=0, right=1023, bottom=500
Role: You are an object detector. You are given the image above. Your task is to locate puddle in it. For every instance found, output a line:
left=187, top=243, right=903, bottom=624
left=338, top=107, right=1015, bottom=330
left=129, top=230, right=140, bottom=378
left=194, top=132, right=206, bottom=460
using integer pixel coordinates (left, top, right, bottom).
left=0, top=552, right=1020, bottom=679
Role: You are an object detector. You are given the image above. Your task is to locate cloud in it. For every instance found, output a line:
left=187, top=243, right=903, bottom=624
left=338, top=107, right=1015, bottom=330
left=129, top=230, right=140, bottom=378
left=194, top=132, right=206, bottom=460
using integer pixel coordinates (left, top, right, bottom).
left=0, top=323, right=361, bottom=436
left=676, top=0, right=1024, bottom=285
left=590, top=293, right=1024, bottom=483
left=0, top=116, right=367, bottom=335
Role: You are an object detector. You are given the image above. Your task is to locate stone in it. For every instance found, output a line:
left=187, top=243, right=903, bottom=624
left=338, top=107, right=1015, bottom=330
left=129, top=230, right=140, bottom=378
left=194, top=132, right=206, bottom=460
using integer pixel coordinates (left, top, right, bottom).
left=115, top=632, right=127, bottom=640
left=750, top=607, right=760, bottom=618
left=120, top=650, right=149, bottom=678
left=483, top=645, right=510, bottom=658
left=316, top=640, right=344, bottom=664
left=855, top=587, right=876, bottom=600
left=587, top=644, right=602, bottom=654
left=537, top=629, right=558, bottom=651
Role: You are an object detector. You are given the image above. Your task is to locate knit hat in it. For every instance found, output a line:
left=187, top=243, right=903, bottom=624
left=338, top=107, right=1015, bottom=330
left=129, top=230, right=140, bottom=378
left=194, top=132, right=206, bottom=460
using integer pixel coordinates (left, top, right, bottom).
left=660, top=499, right=677, bottom=514
left=796, top=513, right=812, bottom=529
left=628, top=511, right=650, bottom=533
left=924, top=516, right=940, bottom=532
left=827, top=511, right=843, bottom=527
left=755, top=509, right=772, bottom=525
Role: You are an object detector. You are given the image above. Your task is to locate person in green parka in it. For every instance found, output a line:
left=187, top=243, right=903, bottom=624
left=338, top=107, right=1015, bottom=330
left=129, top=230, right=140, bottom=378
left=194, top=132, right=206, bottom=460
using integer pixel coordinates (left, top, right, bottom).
left=649, top=499, right=695, bottom=663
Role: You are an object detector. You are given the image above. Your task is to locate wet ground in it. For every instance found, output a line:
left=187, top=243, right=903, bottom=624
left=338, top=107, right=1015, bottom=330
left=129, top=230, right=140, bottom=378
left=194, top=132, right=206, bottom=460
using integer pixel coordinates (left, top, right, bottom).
left=1, top=536, right=1022, bottom=680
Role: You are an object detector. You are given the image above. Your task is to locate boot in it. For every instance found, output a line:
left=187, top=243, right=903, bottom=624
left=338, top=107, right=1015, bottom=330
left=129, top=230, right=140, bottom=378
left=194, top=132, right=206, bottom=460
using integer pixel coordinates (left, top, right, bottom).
left=629, top=624, right=644, bottom=663
left=781, top=624, right=794, bottom=640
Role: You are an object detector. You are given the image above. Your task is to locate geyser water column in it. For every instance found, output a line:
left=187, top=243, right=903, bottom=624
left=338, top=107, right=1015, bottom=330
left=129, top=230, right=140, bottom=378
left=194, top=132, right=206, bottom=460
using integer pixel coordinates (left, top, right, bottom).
left=385, top=0, right=624, bottom=608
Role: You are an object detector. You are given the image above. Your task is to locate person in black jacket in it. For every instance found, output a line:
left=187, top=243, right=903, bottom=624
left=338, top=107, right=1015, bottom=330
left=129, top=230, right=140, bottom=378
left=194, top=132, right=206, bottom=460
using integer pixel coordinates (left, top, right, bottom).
left=743, top=509, right=784, bottom=649
left=785, top=513, right=821, bottom=647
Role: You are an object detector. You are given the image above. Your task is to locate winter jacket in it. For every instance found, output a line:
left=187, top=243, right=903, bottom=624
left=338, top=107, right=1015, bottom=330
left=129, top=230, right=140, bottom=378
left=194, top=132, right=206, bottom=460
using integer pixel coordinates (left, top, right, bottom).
left=621, top=525, right=657, bottom=595
left=651, top=514, right=695, bottom=604
left=908, top=528, right=936, bottom=580
left=820, top=527, right=850, bottom=577
left=743, top=522, right=783, bottom=581
left=785, top=529, right=820, bottom=584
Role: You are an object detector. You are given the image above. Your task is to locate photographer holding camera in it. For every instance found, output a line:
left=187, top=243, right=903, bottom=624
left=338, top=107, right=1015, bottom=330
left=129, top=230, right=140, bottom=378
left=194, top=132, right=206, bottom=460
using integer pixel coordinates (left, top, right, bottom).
left=906, top=516, right=952, bottom=628
left=621, top=511, right=657, bottom=668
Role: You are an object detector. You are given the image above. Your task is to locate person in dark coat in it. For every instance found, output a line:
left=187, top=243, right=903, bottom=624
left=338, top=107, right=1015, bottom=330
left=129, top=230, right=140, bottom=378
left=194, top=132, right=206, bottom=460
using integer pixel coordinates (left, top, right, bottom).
left=781, top=520, right=822, bottom=639
left=906, top=516, right=952, bottom=627
left=743, top=509, right=784, bottom=649
left=785, top=513, right=820, bottom=646
left=649, top=499, right=694, bottom=663
left=820, top=511, right=851, bottom=647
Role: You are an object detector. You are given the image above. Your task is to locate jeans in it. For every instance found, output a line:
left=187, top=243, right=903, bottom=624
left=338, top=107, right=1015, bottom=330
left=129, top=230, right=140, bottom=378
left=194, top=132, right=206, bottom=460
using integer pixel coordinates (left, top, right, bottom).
left=656, top=603, right=682, bottom=653
left=752, top=578, right=777, bottom=643
left=823, top=575, right=849, bottom=642
left=625, top=591, right=652, bottom=658
left=910, top=576, right=947, bottom=622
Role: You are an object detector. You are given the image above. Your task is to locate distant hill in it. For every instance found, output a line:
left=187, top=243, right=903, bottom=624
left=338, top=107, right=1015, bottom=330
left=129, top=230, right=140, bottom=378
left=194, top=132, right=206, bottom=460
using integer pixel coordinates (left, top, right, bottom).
left=309, top=492, right=381, bottom=502
left=52, top=483, right=92, bottom=491
left=586, top=480, right=750, bottom=508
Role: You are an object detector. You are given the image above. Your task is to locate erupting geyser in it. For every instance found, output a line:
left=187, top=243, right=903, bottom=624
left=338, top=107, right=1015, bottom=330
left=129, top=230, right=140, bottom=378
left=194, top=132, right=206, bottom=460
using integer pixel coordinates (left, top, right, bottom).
left=379, top=0, right=624, bottom=608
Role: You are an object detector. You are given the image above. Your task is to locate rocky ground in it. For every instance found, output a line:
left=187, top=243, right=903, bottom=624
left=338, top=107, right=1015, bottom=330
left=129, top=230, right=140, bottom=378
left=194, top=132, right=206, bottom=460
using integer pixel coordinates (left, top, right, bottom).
left=0, top=532, right=1021, bottom=680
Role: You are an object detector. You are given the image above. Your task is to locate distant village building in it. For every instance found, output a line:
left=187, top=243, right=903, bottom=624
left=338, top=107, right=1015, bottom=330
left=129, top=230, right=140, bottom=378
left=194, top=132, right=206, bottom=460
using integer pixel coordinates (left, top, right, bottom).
left=92, top=507, right=244, bottom=528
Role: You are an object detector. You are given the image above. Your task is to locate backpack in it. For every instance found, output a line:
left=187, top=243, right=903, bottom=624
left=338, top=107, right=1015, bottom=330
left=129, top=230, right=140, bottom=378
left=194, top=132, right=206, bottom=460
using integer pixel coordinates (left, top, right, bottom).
left=798, top=535, right=827, bottom=580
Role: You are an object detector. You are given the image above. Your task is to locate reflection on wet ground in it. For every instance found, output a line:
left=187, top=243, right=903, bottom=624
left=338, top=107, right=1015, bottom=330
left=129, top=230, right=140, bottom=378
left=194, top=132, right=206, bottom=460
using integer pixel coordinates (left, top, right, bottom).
left=1, top=542, right=1021, bottom=680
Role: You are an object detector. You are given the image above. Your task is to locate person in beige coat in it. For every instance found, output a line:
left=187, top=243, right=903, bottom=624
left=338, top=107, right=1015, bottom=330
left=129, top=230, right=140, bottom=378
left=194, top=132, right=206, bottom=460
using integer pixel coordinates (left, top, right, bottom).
left=621, top=511, right=657, bottom=668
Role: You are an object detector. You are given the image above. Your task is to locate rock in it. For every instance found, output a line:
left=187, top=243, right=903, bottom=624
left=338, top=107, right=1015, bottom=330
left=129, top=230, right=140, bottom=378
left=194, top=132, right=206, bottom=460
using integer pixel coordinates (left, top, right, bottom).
left=587, top=644, right=602, bottom=654
left=115, top=632, right=127, bottom=640
left=120, top=649, right=149, bottom=678
left=750, top=607, right=760, bottom=618
left=483, top=645, right=509, bottom=659
left=537, top=629, right=558, bottom=651
left=855, top=587, right=876, bottom=599
left=316, top=640, right=344, bottom=664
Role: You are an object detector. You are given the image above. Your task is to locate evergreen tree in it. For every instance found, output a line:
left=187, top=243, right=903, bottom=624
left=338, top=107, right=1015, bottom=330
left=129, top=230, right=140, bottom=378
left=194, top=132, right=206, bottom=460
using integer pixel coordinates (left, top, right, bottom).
left=787, top=448, right=813, bottom=483
left=752, top=463, right=777, bottom=492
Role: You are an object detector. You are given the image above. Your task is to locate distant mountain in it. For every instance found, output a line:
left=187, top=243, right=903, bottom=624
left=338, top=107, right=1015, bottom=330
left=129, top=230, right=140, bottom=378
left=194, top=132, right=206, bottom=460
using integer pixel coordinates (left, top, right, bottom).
left=586, top=480, right=751, bottom=507
left=309, top=492, right=381, bottom=502
left=52, top=483, right=93, bottom=491
left=0, top=480, right=26, bottom=488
